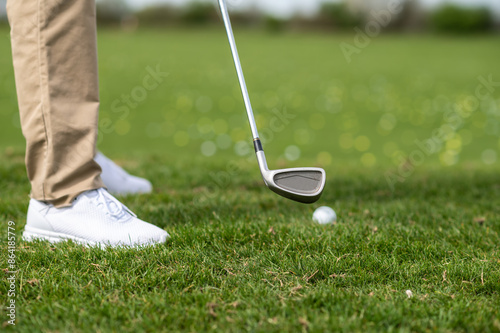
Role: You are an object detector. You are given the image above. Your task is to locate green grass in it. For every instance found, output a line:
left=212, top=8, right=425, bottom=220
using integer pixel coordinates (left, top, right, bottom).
left=1, top=28, right=500, bottom=332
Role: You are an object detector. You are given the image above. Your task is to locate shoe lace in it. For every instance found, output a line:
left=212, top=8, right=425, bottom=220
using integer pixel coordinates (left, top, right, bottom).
left=96, top=188, right=137, bottom=221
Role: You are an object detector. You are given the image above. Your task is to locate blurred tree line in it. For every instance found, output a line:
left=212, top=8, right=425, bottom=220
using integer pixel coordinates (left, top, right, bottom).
left=0, top=0, right=496, bottom=33
left=32, top=0, right=493, bottom=34
left=430, top=4, right=493, bottom=33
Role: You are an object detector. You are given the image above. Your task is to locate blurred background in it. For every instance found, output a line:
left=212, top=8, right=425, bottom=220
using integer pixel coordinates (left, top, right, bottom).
left=1, top=0, right=497, bottom=33
left=0, top=0, right=499, bottom=171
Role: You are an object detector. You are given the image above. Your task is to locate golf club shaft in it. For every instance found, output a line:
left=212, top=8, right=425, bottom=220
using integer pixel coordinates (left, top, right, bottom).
left=218, top=0, right=260, bottom=142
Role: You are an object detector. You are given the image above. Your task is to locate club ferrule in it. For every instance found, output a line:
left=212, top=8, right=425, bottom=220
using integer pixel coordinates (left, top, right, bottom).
left=253, top=138, right=263, bottom=152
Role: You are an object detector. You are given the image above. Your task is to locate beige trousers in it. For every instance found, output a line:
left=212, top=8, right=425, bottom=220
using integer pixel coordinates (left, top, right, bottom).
left=7, top=0, right=104, bottom=207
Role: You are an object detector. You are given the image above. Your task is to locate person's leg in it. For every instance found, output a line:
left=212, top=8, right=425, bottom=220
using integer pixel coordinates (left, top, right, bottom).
left=7, top=0, right=168, bottom=246
left=8, top=0, right=103, bottom=207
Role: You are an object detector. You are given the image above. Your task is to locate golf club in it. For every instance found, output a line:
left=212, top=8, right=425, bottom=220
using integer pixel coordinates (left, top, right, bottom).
left=218, top=0, right=326, bottom=204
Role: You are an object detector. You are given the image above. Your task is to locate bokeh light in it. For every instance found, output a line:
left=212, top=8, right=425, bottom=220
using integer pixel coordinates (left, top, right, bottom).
left=378, top=113, right=397, bottom=134
left=383, top=141, right=399, bottom=157
left=339, top=133, right=353, bottom=150
left=440, top=150, right=459, bottom=166
left=294, top=129, right=312, bottom=145
left=176, top=95, right=193, bottom=112
left=114, top=119, right=130, bottom=136
left=354, top=136, right=371, bottom=152
left=234, top=141, right=250, bottom=157
left=284, top=145, right=301, bottom=161
left=481, top=149, right=497, bottom=165
left=201, top=141, right=217, bottom=157
left=361, top=153, right=376, bottom=167
left=316, top=151, right=332, bottom=166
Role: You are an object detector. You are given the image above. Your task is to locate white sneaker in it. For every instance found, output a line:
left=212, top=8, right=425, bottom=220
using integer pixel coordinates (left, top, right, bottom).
left=23, top=188, right=169, bottom=247
left=95, top=152, right=153, bottom=195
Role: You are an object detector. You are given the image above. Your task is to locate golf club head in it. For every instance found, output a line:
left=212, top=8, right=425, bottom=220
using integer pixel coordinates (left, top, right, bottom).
left=256, top=151, right=326, bottom=204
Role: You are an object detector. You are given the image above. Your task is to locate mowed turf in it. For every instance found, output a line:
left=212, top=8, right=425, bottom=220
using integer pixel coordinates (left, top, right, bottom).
left=0, top=27, right=499, bottom=332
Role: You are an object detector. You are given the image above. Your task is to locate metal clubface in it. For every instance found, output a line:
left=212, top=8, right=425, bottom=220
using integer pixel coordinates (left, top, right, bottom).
left=256, top=149, right=326, bottom=204
left=218, top=0, right=326, bottom=204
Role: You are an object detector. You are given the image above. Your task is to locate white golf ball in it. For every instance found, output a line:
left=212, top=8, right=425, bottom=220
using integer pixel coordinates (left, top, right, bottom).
left=312, top=206, right=337, bottom=225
